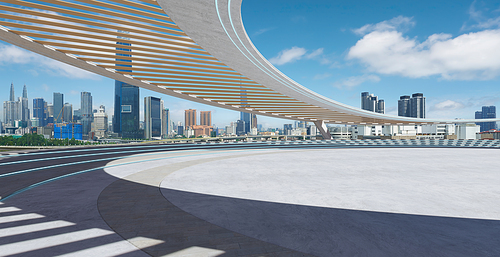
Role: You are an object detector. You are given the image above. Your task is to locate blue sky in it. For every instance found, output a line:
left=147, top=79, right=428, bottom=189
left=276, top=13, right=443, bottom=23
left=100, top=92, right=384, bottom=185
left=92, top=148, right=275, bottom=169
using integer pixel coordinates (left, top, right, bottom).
left=1, top=0, right=499, bottom=128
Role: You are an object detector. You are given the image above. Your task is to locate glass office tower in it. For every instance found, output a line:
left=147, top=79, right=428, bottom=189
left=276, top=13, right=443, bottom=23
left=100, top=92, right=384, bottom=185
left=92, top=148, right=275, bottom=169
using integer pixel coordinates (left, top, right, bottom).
left=113, top=30, right=141, bottom=139
left=53, top=92, right=64, bottom=123
left=33, top=98, right=45, bottom=126
left=114, top=82, right=140, bottom=139
left=144, top=96, right=162, bottom=139
left=81, top=92, right=93, bottom=137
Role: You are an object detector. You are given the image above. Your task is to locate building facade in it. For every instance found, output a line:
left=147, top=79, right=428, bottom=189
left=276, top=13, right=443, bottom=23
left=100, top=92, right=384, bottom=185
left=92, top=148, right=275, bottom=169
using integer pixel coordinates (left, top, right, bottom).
left=361, top=92, right=384, bottom=114
left=33, top=98, right=45, bottom=127
left=240, top=112, right=251, bottom=134
left=63, top=103, right=73, bottom=123
left=475, top=106, right=496, bottom=132
left=144, top=96, right=162, bottom=139
left=81, top=91, right=93, bottom=137
left=114, top=81, right=141, bottom=139
left=185, top=109, right=196, bottom=128
left=53, top=92, right=64, bottom=123
left=92, top=105, right=108, bottom=139
left=200, top=111, right=211, bottom=126
left=398, top=93, right=425, bottom=118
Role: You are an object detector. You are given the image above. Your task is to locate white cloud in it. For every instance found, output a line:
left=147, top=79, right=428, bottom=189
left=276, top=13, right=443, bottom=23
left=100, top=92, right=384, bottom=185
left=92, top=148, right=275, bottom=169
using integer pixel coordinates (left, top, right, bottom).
left=432, top=100, right=465, bottom=111
left=269, top=47, right=307, bottom=65
left=347, top=26, right=500, bottom=80
left=0, top=44, right=99, bottom=80
left=462, top=1, right=500, bottom=31
left=270, top=47, right=330, bottom=66
left=352, top=16, right=415, bottom=36
left=306, top=48, right=324, bottom=59
left=333, top=74, right=380, bottom=89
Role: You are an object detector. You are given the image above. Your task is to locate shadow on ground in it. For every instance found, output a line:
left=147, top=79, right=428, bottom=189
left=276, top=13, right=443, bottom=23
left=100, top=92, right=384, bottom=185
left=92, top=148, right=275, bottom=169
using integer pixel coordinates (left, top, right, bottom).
left=2, top=169, right=500, bottom=257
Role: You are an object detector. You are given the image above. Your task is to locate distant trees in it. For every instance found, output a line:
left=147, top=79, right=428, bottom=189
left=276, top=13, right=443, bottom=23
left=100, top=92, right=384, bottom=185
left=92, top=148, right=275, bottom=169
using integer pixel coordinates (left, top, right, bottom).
left=0, top=134, right=95, bottom=146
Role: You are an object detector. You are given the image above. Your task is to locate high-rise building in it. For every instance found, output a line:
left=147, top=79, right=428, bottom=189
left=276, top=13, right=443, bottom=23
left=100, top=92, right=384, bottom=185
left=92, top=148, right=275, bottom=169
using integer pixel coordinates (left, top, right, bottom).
left=53, top=92, right=64, bottom=123
left=22, top=84, right=27, bottom=99
left=475, top=106, right=496, bottom=132
left=33, top=98, right=45, bottom=126
left=284, top=124, right=293, bottom=135
left=361, top=92, right=384, bottom=114
left=114, top=82, right=140, bottom=139
left=410, top=93, right=425, bottom=119
left=73, top=109, right=82, bottom=122
left=81, top=91, right=93, bottom=137
left=398, top=96, right=411, bottom=117
left=9, top=82, right=14, bottom=102
left=3, top=83, right=18, bottom=127
left=47, top=104, right=54, bottom=118
left=398, top=93, right=425, bottom=118
left=3, top=83, right=29, bottom=127
left=3, top=100, right=19, bottom=127
left=236, top=120, right=246, bottom=135
left=63, top=103, right=73, bottom=123
left=113, top=31, right=141, bottom=139
left=240, top=112, right=251, bottom=133
left=144, top=96, right=162, bottom=139
left=185, top=109, right=196, bottom=128
left=200, top=111, right=211, bottom=126
left=92, top=105, right=108, bottom=139
left=19, top=84, right=29, bottom=122
left=251, top=114, right=257, bottom=129
left=161, top=108, right=171, bottom=138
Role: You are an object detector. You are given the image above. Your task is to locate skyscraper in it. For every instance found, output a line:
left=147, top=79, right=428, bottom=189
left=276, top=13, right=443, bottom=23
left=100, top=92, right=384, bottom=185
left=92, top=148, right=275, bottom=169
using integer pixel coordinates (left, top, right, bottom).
left=53, top=92, right=64, bottom=123
left=144, top=96, right=162, bottom=139
left=3, top=83, right=19, bottom=127
left=93, top=105, right=108, bottom=139
left=114, top=82, right=140, bottom=139
left=113, top=30, right=141, bottom=139
left=81, top=91, right=93, bottom=137
left=200, top=111, right=211, bottom=126
left=240, top=112, right=251, bottom=134
left=398, top=93, right=425, bottom=118
left=20, top=84, right=29, bottom=122
left=33, top=98, right=45, bottom=126
left=161, top=108, right=171, bottom=138
left=63, top=103, right=73, bottom=123
left=361, top=92, right=384, bottom=114
left=475, top=106, right=496, bottom=132
left=410, top=93, right=425, bottom=119
left=185, top=109, right=196, bottom=128
left=9, top=82, right=14, bottom=101
left=3, top=100, right=18, bottom=127
left=251, top=114, right=257, bottom=129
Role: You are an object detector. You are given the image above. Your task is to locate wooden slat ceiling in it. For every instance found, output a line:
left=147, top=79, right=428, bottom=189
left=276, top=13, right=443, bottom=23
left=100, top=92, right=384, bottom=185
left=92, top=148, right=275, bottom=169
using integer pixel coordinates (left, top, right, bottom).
left=0, top=0, right=418, bottom=124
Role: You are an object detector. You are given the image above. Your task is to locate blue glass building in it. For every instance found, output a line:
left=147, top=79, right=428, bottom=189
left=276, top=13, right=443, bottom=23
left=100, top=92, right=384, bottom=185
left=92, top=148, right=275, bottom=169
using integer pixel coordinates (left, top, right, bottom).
left=33, top=98, right=45, bottom=126
left=113, top=32, right=141, bottom=139
left=476, top=106, right=497, bottom=132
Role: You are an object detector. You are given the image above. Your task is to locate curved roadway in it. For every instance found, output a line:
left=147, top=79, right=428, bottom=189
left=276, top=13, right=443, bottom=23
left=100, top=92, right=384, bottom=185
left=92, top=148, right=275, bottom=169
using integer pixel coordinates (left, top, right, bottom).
left=1, top=142, right=500, bottom=256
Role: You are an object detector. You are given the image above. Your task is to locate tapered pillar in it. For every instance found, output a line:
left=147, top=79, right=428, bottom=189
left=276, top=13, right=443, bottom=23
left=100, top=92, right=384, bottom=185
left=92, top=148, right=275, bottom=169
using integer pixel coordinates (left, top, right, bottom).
left=313, top=120, right=332, bottom=140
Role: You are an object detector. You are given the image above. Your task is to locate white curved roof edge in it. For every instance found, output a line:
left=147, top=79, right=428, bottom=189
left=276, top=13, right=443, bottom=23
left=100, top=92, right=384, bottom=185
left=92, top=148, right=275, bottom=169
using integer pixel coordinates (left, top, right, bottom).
left=157, top=0, right=500, bottom=124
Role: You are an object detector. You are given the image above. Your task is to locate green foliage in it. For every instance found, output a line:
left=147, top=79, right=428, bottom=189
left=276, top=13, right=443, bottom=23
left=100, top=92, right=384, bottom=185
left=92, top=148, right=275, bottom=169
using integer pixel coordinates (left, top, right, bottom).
left=0, top=134, right=95, bottom=146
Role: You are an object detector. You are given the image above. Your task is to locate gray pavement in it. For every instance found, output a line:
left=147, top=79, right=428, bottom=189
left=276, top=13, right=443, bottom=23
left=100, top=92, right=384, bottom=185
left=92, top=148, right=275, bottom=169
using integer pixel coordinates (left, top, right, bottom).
left=160, top=148, right=500, bottom=256
left=1, top=147, right=499, bottom=256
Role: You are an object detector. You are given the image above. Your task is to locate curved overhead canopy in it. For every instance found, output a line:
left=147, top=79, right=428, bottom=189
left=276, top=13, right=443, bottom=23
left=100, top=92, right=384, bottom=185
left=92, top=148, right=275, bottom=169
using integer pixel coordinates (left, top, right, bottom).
left=0, top=0, right=496, bottom=125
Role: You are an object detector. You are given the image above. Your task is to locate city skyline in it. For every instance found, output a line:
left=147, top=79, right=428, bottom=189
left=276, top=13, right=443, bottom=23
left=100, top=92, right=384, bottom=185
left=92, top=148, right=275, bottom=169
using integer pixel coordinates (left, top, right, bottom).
left=1, top=0, right=500, bottom=127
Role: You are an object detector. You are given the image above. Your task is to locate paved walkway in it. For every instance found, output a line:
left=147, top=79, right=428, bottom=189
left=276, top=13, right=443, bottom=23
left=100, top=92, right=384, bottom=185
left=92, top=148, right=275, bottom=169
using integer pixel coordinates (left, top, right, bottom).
left=1, top=147, right=500, bottom=256
left=99, top=152, right=312, bottom=256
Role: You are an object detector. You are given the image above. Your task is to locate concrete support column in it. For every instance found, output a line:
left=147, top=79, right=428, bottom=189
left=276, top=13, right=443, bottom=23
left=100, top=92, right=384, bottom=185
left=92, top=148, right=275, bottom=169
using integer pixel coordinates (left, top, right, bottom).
left=314, top=120, right=332, bottom=140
